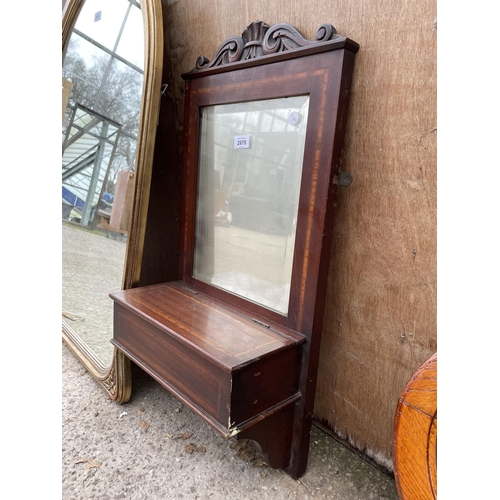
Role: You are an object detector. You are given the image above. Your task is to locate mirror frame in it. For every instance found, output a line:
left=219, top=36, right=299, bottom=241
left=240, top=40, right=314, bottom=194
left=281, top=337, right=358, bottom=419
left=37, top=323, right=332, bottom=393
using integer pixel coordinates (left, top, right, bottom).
left=62, top=0, right=164, bottom=403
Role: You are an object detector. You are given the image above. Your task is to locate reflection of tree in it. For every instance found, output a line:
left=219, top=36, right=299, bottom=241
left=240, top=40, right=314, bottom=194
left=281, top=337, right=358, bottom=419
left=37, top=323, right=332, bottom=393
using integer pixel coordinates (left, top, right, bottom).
left=63, top=37, right=143, bottom=193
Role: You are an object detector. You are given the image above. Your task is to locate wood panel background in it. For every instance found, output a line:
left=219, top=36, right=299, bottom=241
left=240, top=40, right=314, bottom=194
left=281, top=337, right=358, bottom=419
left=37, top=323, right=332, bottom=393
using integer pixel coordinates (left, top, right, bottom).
left=158, top=0, right=437, bottom=473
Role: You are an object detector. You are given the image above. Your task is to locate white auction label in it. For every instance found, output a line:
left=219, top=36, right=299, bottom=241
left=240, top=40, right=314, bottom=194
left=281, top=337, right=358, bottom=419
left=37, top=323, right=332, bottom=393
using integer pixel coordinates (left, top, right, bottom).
left=234, top=135, right=250, bottom=149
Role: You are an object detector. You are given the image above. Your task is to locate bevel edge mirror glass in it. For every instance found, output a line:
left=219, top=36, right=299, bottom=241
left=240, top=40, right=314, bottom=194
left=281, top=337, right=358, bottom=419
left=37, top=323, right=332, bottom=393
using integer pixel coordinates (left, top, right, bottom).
left=62, top=0, right=163, bottom=402
left=193, top=96, right=310, bottom=315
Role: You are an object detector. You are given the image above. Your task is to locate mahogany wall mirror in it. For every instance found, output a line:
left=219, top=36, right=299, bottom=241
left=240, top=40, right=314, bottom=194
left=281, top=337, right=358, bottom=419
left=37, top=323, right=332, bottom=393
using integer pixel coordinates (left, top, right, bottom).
left=62, top=0, right=163, bottom=402
left=110, top=21, right=359, bottom=478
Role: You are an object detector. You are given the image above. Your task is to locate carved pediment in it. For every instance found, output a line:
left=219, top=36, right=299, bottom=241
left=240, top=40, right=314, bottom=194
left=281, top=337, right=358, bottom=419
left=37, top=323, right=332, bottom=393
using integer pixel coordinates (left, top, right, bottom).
left=195, top=21, right=343, bottom=71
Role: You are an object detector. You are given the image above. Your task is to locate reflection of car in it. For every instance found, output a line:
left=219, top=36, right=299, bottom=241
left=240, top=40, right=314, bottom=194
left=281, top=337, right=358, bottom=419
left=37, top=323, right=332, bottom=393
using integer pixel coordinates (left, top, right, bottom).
left=62, top=190, right=115, bottom=226
left=98, top=193, right=113, bottom=213
left=102, top=192, right=114, bottom=204
left=96, top=192, right=114, bottom=223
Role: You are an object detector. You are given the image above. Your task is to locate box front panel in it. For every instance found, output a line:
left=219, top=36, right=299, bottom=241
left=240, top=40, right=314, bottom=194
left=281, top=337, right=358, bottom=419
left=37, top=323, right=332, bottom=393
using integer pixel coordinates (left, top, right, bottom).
left=113, top=303, right=231, bottom=427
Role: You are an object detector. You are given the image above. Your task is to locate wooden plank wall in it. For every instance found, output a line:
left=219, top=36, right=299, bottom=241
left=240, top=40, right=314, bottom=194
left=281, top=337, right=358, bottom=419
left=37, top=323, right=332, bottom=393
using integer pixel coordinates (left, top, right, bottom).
left=160, top=0, right=437, bottom=472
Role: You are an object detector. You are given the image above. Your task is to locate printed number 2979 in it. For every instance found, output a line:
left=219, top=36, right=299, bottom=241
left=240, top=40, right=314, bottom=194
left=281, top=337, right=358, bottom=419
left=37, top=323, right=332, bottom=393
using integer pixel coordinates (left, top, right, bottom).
left=234, top=135, right=250, bottom=149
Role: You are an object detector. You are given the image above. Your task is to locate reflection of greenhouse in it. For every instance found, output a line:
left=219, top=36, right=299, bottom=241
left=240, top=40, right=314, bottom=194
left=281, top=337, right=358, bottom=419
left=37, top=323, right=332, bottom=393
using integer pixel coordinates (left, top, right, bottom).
left=62, top=0, right=144, bottom=229
left=203, top=97, right=310, bottom=236
left=62, top=105, right=121, bottom=225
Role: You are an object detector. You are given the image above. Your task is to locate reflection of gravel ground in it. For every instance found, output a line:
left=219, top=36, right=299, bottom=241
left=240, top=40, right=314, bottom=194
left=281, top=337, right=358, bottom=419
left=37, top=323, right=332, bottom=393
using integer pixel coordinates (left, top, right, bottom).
left=62, top=223, right=126, bottom=365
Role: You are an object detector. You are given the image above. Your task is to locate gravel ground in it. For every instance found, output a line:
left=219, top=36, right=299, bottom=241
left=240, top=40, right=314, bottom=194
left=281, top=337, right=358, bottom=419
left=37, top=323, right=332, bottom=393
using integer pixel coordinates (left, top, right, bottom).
left=62, top=342, right=399, bottom=500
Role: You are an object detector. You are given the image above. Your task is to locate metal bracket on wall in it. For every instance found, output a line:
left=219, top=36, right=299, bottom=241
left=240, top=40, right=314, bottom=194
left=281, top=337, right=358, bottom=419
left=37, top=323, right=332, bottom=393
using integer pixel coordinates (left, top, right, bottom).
left=338, top=171, right=353, bottom=187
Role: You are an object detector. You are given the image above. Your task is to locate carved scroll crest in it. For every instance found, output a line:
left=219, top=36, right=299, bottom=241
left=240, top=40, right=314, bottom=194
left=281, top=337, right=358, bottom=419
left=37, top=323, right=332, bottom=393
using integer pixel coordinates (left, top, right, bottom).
left=262, top=23, right=338, bottom=54
left=195, top=21, right=342, bottom=71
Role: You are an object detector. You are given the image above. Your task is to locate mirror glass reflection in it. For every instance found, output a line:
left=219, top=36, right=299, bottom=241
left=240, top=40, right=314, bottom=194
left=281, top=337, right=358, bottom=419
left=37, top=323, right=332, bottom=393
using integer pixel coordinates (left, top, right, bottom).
left=193, top=96, right=310, bottom=315
left=62, top=0, right=145, bottom=365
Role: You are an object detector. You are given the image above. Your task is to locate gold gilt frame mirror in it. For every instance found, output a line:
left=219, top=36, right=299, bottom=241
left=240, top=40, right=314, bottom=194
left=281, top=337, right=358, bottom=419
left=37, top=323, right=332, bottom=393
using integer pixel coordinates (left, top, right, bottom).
left=62, top=0, right=163, bottom=403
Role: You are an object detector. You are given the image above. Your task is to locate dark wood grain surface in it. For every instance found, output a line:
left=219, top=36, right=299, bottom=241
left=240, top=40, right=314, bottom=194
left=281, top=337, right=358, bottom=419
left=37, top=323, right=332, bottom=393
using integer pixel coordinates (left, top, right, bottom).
left=111, top=281, right=304, bottom=436
left=111, top=281, right=303, bottom=371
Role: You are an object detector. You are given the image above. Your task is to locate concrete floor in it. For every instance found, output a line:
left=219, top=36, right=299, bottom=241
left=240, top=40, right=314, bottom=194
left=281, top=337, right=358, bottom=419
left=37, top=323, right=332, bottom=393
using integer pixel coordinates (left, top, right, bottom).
left=62, top=343, right=399, bottom=500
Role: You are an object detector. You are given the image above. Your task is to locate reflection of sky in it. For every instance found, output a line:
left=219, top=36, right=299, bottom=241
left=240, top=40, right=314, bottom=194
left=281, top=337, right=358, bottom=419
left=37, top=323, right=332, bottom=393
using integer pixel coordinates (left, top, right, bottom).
left=73, top=0, right=144, bottom=70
